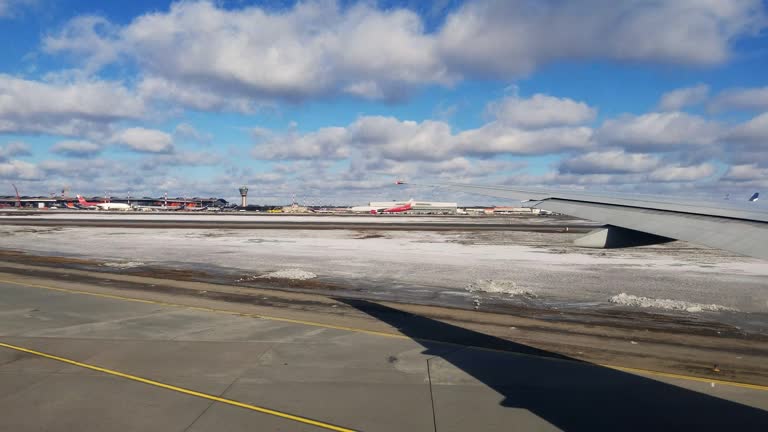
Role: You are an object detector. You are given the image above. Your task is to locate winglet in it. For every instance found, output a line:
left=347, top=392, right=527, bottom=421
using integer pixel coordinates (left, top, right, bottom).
left=749, top=192, right=759, bottom=202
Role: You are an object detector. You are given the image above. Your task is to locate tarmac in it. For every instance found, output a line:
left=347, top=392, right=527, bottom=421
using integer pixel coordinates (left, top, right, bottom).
left=0, top=271, right=767, bottom=431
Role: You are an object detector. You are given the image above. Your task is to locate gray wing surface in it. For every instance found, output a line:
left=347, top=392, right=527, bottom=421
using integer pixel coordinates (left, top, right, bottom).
left=401, top=182, right=768, bottom=260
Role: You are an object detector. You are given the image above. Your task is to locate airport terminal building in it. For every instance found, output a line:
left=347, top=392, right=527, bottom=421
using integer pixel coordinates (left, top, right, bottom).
left=369, top=201, right=458, bottom=214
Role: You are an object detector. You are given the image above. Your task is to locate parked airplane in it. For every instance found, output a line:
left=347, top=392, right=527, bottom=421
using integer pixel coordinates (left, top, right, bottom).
left=350, top=199, right=414, bottom=214
left=397, top=181, right=768, bottom=260
left=76, top=195, right=131, bottom=211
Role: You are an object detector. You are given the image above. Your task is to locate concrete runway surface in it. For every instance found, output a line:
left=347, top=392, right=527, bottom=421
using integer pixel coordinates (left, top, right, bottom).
left=0, top=272, right=767, bottom=431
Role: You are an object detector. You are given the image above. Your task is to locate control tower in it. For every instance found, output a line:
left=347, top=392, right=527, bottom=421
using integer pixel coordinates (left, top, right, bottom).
left=238, top=186, right=249, bottom=207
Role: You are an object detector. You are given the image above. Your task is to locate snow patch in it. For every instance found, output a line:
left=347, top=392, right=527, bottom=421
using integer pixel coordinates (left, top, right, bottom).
left=259, top=269, right=317, bottom=280
left=102, top=261, right=144, bottom=269
left=466, top=280, right=536, bottom=297
left=610, top=293, right=738, bottom=313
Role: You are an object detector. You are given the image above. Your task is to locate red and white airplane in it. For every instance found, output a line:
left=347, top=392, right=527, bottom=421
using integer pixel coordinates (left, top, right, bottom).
left=77, top=195, right=131, bottom=211
left=350, top=199, right=414, bottom=214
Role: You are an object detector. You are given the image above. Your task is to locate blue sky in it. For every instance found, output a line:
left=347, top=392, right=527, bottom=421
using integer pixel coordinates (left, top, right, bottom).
left=1, top=0, right=767, bottom=204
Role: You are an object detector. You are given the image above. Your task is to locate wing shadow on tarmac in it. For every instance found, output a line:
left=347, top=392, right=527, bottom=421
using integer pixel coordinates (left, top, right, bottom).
left=338, top=298, right=768, bottom=431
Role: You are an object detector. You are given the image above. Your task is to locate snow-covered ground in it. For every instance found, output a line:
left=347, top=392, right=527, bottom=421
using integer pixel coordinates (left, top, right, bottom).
left=1, top=225, right=766, bottom=320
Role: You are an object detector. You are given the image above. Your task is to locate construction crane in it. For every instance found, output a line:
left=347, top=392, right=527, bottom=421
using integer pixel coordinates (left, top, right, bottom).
left=11, top=184, right=20, bottom=207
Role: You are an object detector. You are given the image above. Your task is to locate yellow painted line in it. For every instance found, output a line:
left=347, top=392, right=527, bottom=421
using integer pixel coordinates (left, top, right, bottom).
left=2, top=277, right=768, bottom=392
left=0, top=341, right=356, bottom=432
left=0, top=278, right=406, bottom=340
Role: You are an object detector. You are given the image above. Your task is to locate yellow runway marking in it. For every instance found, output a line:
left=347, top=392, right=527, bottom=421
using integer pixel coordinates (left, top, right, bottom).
left=1, top=277, right=767, bottom=393
left=0, top=341, right=356, bottom=432
left=0, top=278, right=405, bottom=340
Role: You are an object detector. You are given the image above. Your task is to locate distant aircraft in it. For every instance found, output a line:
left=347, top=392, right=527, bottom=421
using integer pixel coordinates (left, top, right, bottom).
left=350, top=199, right=414, bottom=214
left=397, top=181, right=768, bottom=260
left=749, top=192, right=759, bottom=202
left=76, top=195, right=131, bottom=211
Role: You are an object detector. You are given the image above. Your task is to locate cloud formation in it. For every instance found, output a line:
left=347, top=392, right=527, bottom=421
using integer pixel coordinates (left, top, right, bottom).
left=710, top=86, right=768, bottom=112
left=597, top=112, right=721, bottom=152
left=0, top=75, right=144, bottom=137
left=0, top=159, right=41, bottom=180
left=110, top=127, right=174, bottom=153
left=658, top=84, right=709, bottom=111
left=559, top=151, right=661, bottom=174
left=0, top=141, right=31, bottom=161
left=50, top=140, right=102, bottom=157
left=43, top=0, right=766, bottom=105
left=4, top=1, right=767, bottom=200
left=487, top=94, right=596, bottom=129
left=438, top=0, right=765, bottom=76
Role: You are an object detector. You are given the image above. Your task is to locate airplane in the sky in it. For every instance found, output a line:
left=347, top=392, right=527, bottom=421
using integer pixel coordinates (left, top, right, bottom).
left=350, top=199, right=414, bottom=214
left=396, top=181, right=768, bottom=260
left=76, top=195, right=132, bottom=211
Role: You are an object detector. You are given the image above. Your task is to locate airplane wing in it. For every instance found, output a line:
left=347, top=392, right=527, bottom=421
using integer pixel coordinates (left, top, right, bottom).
left=397, top=181, right=768, bottom=260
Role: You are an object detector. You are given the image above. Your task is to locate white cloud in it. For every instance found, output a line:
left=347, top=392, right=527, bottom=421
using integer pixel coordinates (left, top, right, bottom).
left=0, top=75, right=144, bottom=137
left=0, top=159, right=41, bottom=179
left=727, top=112, right=768, bottom=146
left=140, top=151, right=223, bottom=170
left=559, top=150, right=660, bottom=174
left=597, top=112, right=721, bottom=151
left=174, top=123, right=212, bottom=145
left=504, top=162, right=717, bottom=189
left=647, top=163, right=716, bottom=182
left=138, top=76, right=256, bottom=113
left=0, top=141, right=31, bottom=161
left=351, top=117, right=457, bottom=161
left=0, top=0, right=34, bottom=18
left=43, top=1, right=766, bottom=107
left=710, top=86, right=768, bottom=112
left=722, top=164, right=768, bottom=181
left=458, top=124, right=593, bottom=156
left=368, top=157, right=526, bottom=180
left=43, top=15, right=121, bottom=72
left=438, top=0, right=766, bottom=77
left=487, top=94, right=596, bottom=129
left=253, top=107, right=594, bottom=163
left=253, top=126, right=350, bottom=160
left=658, top=84, right=709, bottom=111
left=50, top=140, right=102, bottom=157
left=47, top=1, right=452, bottom=105
left=110, top=127, right=173, bottom=153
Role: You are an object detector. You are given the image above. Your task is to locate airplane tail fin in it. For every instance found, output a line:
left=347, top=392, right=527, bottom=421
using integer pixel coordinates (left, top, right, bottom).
left=749, top=192, right=759, bottom=202
left=76, top=195, right=87, bottom=205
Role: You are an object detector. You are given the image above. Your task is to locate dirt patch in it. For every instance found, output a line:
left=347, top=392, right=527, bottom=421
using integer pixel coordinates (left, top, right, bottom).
left=122, top=267, right=216, bottom=282
left=0, top=249, right=97, bottom=266
left=236, top=274, right=353, bottom=291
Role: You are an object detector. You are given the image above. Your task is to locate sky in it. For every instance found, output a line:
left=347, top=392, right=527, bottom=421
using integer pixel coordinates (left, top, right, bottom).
left=1, top=0, right=767, bottom=205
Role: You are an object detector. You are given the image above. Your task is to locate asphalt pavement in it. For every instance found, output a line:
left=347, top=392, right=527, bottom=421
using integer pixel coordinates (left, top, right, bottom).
left=0, top=275, right=767, bottom=431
